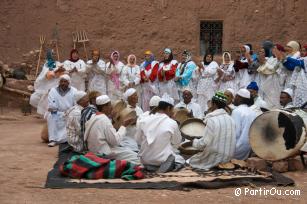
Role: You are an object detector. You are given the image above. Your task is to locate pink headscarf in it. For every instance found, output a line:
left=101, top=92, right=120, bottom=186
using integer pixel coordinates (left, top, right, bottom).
left=109, top=51, right=121, bottom=89
left=110, top=51, right=120, bottom=66
left=127, top=54, right=137, bottom=67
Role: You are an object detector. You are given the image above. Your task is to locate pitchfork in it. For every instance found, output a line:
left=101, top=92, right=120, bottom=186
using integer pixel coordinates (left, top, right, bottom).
left=72, top=30, right=89, bottom=60
left=35, top=35, right=46, bottom=78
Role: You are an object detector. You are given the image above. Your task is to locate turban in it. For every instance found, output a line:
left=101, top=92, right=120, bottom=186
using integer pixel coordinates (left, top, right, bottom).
left=282, top=88, right=294, bottom=99
left=149, top=96, right=161, bottom=107
left=247, top=81, right=259, bottom=91
left=164, top=48, right=172, bottom=54
left=237, top=89, right=251, bottom=99
left=212, top=91, right=227, bottom=104
left=59, top=74, right=71, bottom=83
left=123, top=88, right=137, bottom=101
left=74, top=91, right=87, bottom=103
left=160, top=93, right=174, bottom=106
left=96, top=95, right=111, bottom=105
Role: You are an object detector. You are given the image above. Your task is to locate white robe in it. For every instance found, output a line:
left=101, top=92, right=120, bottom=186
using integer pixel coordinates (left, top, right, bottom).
left=87, top=59, right=107, bottom=94
left=217, top=62, right=237, bottom=92
left=30, top=62, right=62, bottom=115
left=121, top=65, right=141, bottom=104
left=63, top=59, right=87, bottom=91
left=47, top=86, right=76, bottom=143
left=189, top=109, right=236, bottom=170
left=197, top=61, right=219, bottom=112
left=105, top=62, right=125, bottom=100
left=84, top=113, right=140, bottom=164
left=231, top=104, right=257, bottom=160
left=158, top=60, right=179, bottom=101
left=174, top=101, right=203, bottom=119
left=136, top=112, right=185, bottom=166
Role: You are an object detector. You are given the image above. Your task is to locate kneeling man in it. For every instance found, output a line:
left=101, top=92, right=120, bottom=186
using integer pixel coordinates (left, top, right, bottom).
left=188, top=92, right=236, bottom=170
left=84, top=95, right=140, bottom=164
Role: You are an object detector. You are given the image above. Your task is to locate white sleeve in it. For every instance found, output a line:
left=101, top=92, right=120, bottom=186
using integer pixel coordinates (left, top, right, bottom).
left=171, top=123, right=182, bottom=148
left=192, top=119, right=214, bottom=150
left=104, top=120, right=126, bottom=147
left=134, top=66, right=141, bottom=85
left=121, top=66, right=130, bottom=86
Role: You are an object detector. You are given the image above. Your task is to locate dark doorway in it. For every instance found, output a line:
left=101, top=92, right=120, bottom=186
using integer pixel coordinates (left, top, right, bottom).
left=200, top=21, right=223, bottom=56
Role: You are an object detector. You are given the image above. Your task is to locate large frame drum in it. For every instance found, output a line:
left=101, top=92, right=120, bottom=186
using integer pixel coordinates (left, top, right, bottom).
left=249, top=109, right=306, bottom=161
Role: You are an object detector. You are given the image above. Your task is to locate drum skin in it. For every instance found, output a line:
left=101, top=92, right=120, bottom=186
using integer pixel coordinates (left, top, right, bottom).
left=249, top=110, right=306, bottom=161
left=113, top=107, right=136, bottom=130
left=179, top=118, right=206, bottom=140
left=173, top=108, right=192, bottom=125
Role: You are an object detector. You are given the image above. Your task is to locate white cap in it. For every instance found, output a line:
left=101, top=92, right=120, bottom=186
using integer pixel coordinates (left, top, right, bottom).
left=226, top=88, right=235, bottom=97
left=160, top=93, right=174, bottom=106
left=59, top=74, right=71, bottom=83
left=74, top=91, right=87, bottom=102
left=237, top=88, right=251, bottom=99
left=282, top=88, right=293, bottom=99
left=96, top=95, right=111, bottom=105
left=149, top=96, right=161, bottom=107
left=123, top=88, right=136, bottom=101
left=182, top=87, right=193, bottom=94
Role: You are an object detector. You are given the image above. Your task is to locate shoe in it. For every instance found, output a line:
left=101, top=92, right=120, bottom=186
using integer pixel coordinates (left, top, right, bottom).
left=48, top=141, right=57, bottom=147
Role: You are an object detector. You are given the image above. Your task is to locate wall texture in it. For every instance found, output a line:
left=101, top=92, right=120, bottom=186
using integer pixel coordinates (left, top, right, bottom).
left=0, top=0, right=306, bottom=63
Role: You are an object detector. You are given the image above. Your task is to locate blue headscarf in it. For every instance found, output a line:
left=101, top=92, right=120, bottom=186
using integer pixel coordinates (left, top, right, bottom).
left=143, top=54, right=155, bottom=68
left=247, top=81, right=259, bottom=91
left=46, top=49, right=56, bottom=70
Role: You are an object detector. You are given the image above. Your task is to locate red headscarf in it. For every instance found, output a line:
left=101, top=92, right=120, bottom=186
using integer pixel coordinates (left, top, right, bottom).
left=69, top=49, right=79, bottom=62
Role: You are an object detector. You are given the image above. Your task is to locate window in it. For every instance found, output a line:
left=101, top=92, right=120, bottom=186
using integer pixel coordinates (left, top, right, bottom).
left=200, top=21, right=223, bottom=56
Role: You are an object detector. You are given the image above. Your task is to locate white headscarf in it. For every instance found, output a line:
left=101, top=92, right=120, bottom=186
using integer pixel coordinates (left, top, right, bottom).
left=59, top=74, right=71, bottom=83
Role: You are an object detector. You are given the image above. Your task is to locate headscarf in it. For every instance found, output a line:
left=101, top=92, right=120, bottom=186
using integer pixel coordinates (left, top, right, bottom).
left=203, top=53, right=213, bottom=65
left=110, top=51, right=120, bottom=65
left=91, top=49, right=100, bottom=60
left=212, top=91, right=227, bottom=105
left=179, top=50, right=192, bottom=75
left=262, top=40, right=274, bottom=57
left=143, top=50, right=155, bottom=68
left=57, top=74, right=71, bottom=96
left=287, top=41, right=300, bottom=53
left=222, top=51, right=232, bottom=64
left=127, top=54, right=137, bottom=67
left=162, top=48, right=173, bottom=64
left=247, top=81, right=259, bottom=91
left=59, top=74, right=71, bottom=83
left=69, top=49, right=79, bottom=63
left=46, top=49, right=56, bottom=70
left=275, top=44, right=285, bottom=52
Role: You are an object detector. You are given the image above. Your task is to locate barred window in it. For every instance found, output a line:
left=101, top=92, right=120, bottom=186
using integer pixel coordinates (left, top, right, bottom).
left=200, top=21, right=223, bottom=56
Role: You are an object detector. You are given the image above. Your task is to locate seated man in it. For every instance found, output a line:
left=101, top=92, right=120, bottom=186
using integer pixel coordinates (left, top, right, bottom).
left=47, top=74, right=76, bottom=147
left=84, top=95, right=140, bottom=164
left=247, top=81, right=269, bottom=115
left=139, top=95, right=161, bottom=119
left=120, top=88, right=144, bottom=152
left=188, top=92, right=236, bottom=170
left=175, top=88, right=203, bottom=119
left=280, top=88, right=294, bottom=108
left=136, top=94, right=185, bottom=172
left=232, top=89, right=257, bottom=160
left=65, top=91, right=89, bottom=153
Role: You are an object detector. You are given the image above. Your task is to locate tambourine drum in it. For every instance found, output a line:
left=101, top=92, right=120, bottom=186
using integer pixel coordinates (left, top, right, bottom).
left=113, top=107, right=137, bottom=130
left=180, top=118, right=205, bottom=140
left=249, top=109, right=307, bottom=161
left=112, top=99, right=127, bottom=117
left=173, top=108, right=192, bottom=125
left=179, top=141, right=202, bottom=155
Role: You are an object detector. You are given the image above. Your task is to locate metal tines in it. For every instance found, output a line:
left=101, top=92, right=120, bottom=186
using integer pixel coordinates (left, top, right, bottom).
left=77, top=30, right=89, bottom=42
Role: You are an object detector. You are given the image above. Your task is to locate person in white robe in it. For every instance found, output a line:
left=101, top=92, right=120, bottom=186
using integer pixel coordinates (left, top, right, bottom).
left=87, top=49, right=107, bottom=94
left=120, top=88, right=143, bottom=152
left=30, top=49, right=65, bottom=115
left=175, top=88, right=203, bottom=119
left=187, top=92, right=236, bottom=170
left=105, top=51, right=125, bottom=100
left=216, top=52, right=237, bottom=92
left=247, top=81, right=269, bottom=115
left=197, top=53, right=219, bottom=112
left=280, top=88, right=295, bottom=108
left=63, top=49, right=87, bottom=91
left=84, top=95, right=140, bottom=164
left=138, top=95, right=161, bottom=121
left=47, top=74, right=76, bottom=147
left=136, top=94, right=185, bottom=172
left=122, top=54, right=141, bottom=104
left=139, top=50, right=160, bottom=111
left=65, top=91, right=89, bottom=152
left=231, top=89, right=257, bottom=160
left=158, top=48, right=179, bottom=101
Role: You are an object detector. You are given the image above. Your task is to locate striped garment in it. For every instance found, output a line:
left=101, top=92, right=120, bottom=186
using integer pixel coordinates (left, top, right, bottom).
left=80, top=105, right=98, bottom=150
left=59, top=152, right=144, bottom=180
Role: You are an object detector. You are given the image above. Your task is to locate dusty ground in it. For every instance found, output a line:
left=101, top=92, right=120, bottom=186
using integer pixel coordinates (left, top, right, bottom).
left=0, top=108, right=306, bottom=204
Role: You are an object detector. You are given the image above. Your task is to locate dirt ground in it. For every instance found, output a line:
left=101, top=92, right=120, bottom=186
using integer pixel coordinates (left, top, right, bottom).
left=0, top=108, right=306, bottom=204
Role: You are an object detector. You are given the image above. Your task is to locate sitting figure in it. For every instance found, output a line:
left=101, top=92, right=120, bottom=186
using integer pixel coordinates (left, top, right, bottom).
left=187, top=92, right=236, bottom=170
left=280, top=88, right=294, bottom=109
left=65, top=91, right=89, bottom=153
left=84, top=95, right=140, bottom=164
left=136, top=94, right=185, bottom=172
left=175, top=88, right=203, bottom=119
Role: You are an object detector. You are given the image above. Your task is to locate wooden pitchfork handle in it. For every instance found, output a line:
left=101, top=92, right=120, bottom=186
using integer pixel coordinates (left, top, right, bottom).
left=35, top=35, right=45, bottom=78
left=55, top=41, right=60, bottom=61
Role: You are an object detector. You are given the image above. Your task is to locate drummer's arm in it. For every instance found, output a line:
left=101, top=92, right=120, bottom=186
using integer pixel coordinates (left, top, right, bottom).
left=192, top=121, right=213, bottom=150
left=171, top=125, right=182, bottom=148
